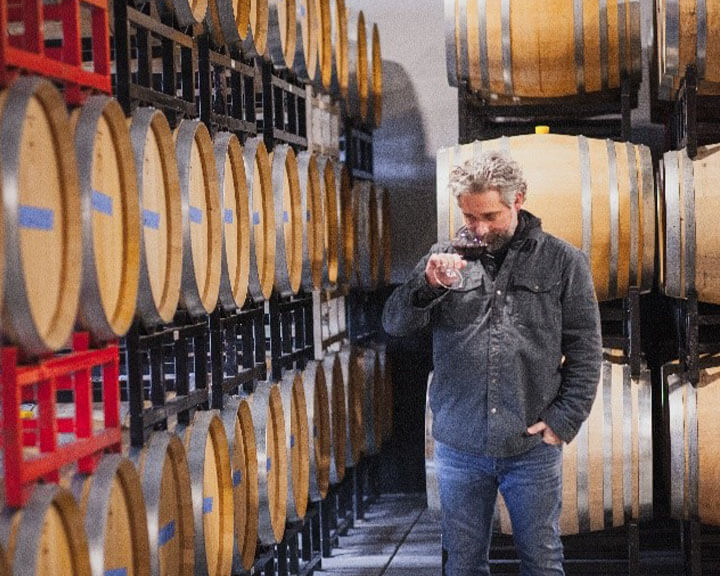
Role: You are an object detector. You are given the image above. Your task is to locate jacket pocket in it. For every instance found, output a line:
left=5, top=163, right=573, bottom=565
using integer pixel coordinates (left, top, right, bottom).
left=438, top=288, right=490, bottom=327
left=509, top=275, right=561, bottom=328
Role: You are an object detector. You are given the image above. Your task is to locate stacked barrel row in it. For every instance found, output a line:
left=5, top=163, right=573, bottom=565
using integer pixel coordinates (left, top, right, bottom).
left=0, top=344, right=392, bottom=575
left=0, top=77, right=391, bottom=358
left=166, top=0, right=382, bottom=126
left=445, top=0, right=720, bottom=102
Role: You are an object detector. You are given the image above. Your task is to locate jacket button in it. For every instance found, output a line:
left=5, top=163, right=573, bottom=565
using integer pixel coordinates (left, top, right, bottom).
left=490, top=408, right=497, bottom=414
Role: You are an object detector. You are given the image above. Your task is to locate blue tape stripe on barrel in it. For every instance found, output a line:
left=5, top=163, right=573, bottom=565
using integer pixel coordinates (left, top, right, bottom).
left=290, top=434, right=295, bottom=448
left=233, top=469, right=243, bottom=486
left=143, top=209, right=160, bottom=230
left=224, top=209, right=233, bottom=224
left=92, top=190, right=113, bottom=215
left=189, top=206, right=203, bottom=224
left=253, top=211, right=260, bottom=226
left=313, top=425, right=318, bottom=438
left=283, top=210, right=289, bottom=223
left=19, top=206, right=54, bottom=230
left=306, top=209, right=311, bottom=222
left=266, top=458, right=271, bottom=472
left=300, top=4, right=305, bottom=17
left=203, top=497, right=213, bottom=513
left=158, top=520, right=176, bottom=546
left=104, top=569, right=128, bottom=576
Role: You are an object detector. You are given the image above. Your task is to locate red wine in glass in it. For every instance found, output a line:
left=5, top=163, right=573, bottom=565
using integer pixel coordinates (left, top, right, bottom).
left=452, top=228, right=488, bottom=261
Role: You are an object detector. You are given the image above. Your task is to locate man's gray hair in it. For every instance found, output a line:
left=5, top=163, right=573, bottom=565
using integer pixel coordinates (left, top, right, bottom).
left=448, top=150, right=527, bottom=207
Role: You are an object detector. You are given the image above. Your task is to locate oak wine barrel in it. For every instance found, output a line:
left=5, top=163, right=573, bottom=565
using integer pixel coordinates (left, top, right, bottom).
left=129, top=432, right=195, bottom=576
left=221, top=397, right=259, bottom=571
left=70, top=455, right=150, bottom=576
left=331, top=0, right=349, bottom=98
left=351, top=180, right=380, bottom=292
left=374, top=342, right=394, bottom=442
left=243, top=0, right=270, bottom=56
left=280, top=371, right=310, bottom=521
left=249, top=384, right=288, bottom=544
left=267, top=0, right=297, bottom=69
left=0, top=485, right=91, bottom=576
left=214, top=132, right=250, bottom=310
left=315, top=0, right=333, bottom=90
left=337, top=162, right=353, bottom=287
left=244, top=137, right=276, bottom=301
left=270, top=144, right=303, bottom=296
left=370, top=22, right=382, bottom=127
left=205, top=0, right=248, bottom=46
left=445, top=0, right=641, bottom=101
left=72, top=95, right=140, bottom=341
left=157, top=0, right=207, bottom=26
left=360, top=345, right=381, bottom=456
left=667, top=360, right=720, bottom=525
left=347, top=9, right=369, bottom=120
left=661, top=145, right=720, bottom=305
left=425, top=353, right=653, bottom=534
left=129, top=107, right=183, bottom=328
left=657, top=0, right=720, bottom=99
left=303, top=360, right=332, bottom=500
left=174, top=120, right=222, bottom=317
left=177, top=412, right=234, bottom=576
left=293, top=0, right=319, bottom=81
left=324, top=352, right=347, bottom=485
left=437, top=134, right=655, bottom=301
left=377, top=185, right=392, bottom=286
left=318, top=156, right=340, bottom=287
left=297, top=151, right=325, bottom=291
left=339, top=346, right=366, bottom=466
left=0, top=77, right=82, bottom=356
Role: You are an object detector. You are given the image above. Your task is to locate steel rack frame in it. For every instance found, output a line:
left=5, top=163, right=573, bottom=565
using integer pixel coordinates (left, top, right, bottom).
left=275, top=511, right=322, bottom=576
left=257, top=60, right=308, bottom=150
left=122, top=312, right=210, bottom=448
left=266, top=291, right=314, bottom=382
left=112, top=0, right=197, bottom=122
left=341, top=118, right=373, bottom=181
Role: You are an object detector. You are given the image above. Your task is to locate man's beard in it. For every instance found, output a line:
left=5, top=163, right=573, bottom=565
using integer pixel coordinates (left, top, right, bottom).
left=483, top=229, right=514, bottom=253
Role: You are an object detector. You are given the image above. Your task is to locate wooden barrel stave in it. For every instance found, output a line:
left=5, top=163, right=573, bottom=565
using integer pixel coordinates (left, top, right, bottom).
left=73, top=95, right=140, bottom=341
left=351, top=180, right=380, bottom=291
left=303, top=360, right=332, bottom=500
left=129, top=431, right=195, bottom=576
left=0, top=484, right=92, bottom=576
left=70, top=455, right=151, bottom=576
left=425, top=354, right=653, bottom=534
left=337, top=162, right=353, bottom=288
left=0, top=77, right=82, bottom=356
left=244, top=137, right=276, bottom=302
left=314, top=0, right=333, bottom=90
left=330, top=0, right=349, bottom=99
left=436, top=134, right=655, bottom=301
left=339, top=346, right=366, bottom=466
left=270, top=144, right=303, bottom=296
left=279, top=371, right=310, bottom=521
left=177, top=411, right=234, bottom=576
left=318, top=156, right=339, bottom=287
left=214, top=132, right=250, bottom=310
left=174, top=120, right=222, bottom=317
left=369, top=22, right=382, bottom=127
left=129, top=107, right=183, bottom=327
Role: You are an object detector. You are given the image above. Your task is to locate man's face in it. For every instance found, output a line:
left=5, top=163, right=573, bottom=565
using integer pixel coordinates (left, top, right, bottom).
left=457, top=188, right=524, bottom=252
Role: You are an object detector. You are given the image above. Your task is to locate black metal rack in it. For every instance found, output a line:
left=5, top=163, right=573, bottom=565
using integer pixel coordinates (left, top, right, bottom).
left=112, top=0, right=198, bottom=122
left=196, top=36, right=258, bottom=137
left=122, top=311, right=210, bottom=448
left=319, top=467, right=356, bottom=558
left=209, top=303, right=266, bottom=409
left=341, top=119, right=374, bottom=180
left=275, top=508, right=323, bottom=576
left=457, top=77, right=635, bottom=144
left=257, top=61, right=308, bottom=150
left=266, top=291, right=314, bottom=382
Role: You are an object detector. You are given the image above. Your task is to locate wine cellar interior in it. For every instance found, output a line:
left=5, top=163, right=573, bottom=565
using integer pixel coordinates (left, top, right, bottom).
left=3, top=0, right=720, bottom=575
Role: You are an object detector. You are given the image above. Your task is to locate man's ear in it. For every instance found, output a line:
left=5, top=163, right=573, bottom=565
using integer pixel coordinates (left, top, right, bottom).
left=514, top=191, right=525, bottom=209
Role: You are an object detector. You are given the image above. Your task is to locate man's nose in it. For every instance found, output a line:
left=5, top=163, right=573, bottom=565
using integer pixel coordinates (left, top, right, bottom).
left=472, top=222, right=490, bottom=237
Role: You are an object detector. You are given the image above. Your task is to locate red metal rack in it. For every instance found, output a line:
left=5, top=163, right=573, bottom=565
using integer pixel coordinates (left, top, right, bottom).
left=1, top=332, right=121, bottom=508
left=0, top=0, right=111, bottom=104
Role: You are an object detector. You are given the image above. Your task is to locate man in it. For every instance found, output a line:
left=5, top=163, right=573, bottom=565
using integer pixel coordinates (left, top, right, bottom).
left=382, top=151, right=602, bottom=576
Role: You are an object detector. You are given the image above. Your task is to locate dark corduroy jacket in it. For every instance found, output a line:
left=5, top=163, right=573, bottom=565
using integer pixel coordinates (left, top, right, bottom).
left=382, top=211, right=602, bottom=457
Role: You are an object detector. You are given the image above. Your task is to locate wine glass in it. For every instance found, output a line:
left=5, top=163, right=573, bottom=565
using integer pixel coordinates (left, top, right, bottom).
left=432, top=228, right=487, bottom=290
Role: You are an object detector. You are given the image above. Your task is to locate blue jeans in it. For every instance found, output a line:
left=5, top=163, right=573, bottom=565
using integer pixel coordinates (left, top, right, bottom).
left=435, top=440, right=564, bottom=576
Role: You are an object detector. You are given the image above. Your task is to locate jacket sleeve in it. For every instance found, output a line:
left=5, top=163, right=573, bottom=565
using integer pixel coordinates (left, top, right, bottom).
left=382, top=249, right=449, bottom=337
left=539, top=249, right=602, bottom=443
